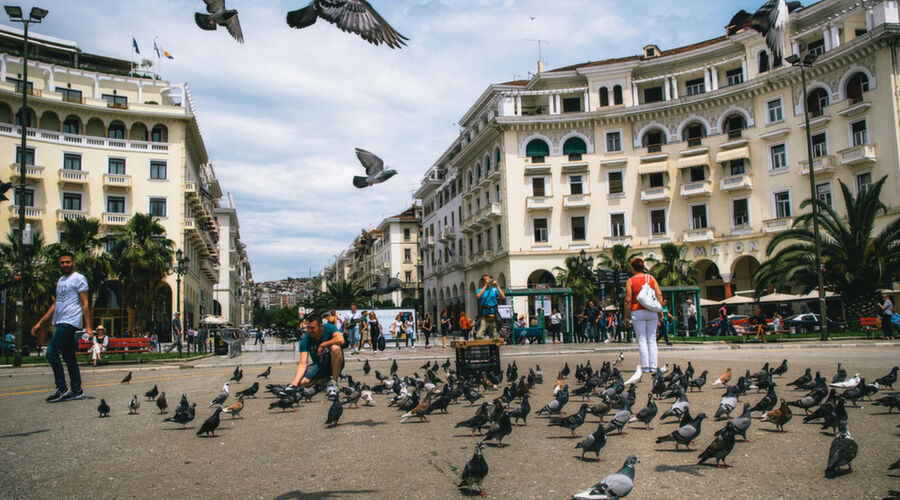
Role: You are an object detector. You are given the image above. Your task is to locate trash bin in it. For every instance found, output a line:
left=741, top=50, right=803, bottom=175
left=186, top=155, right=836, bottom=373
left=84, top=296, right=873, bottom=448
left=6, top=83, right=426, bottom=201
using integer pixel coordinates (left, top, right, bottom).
left=214, top=331, right=228, bottom=355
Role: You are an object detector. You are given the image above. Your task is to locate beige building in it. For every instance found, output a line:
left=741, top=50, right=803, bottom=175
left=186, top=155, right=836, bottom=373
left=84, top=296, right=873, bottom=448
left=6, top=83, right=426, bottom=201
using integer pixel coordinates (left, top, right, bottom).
left=0, top=26, right=223, bottom=337
left=214, top=193, right=253, bottom=326
left=419, top=0, right=900, bottom=322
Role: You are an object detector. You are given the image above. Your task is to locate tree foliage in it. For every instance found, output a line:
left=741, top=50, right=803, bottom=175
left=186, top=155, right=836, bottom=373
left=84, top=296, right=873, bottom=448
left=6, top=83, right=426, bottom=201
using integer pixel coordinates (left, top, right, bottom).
left=649, top=243, right=697, bottom=286
left=554, top=255, right=597, bottom=308
left=314, top=281, right=367, bottom=313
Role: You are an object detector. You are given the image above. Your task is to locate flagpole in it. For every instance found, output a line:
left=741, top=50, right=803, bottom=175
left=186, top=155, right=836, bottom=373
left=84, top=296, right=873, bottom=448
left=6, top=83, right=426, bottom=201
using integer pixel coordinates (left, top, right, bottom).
left=130, top=36, right=134, bottom=76
left=155, top=36, right=160, bottom=80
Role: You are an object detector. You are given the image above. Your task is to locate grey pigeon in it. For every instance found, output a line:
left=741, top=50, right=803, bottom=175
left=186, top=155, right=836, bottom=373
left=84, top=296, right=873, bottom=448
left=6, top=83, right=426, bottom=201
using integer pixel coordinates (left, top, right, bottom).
left=660, top=392, right=689, bottom=421
left=572, top=454, right=639, bottom=499
left=509, top=394, right=531, bottom=426
left=351, top=148, right=398, bottom=188
left=656, top=412, right=707, bottom=450
left=483, top=412, right=512, bottom=447
left=825, top=423, right=858, bottom=478
left=458, top=441, right=488, bottom=495
left=97, top=399, right=110, bottom=418
left=128, top=394, right=140, bottom=414
left=699, top=422, right=737, bottom=468
left=196, top=407, right=223, bottom=437
left=164, top=402, right=197, bottom=429
left=156, top=392, right=168, bottom=414
left=210, top=382, right=230, bottom=407
left=326, top=397, right=343, bottom=426
left=144, top=384, right=159, bottom=401
left=195, top=0, right=244, bottom=43
left=575, top=422, right=607, bottom=461
left=286, top=0, right=409, bottom=49
left=549, top=403, right=589, bottom=436
left=537, top=385, right=568, bottom=416
left=628, top=394, right=657, bottom=430
left=715, top=385, right=738, bottom=420
left=604, top=399, right=632, bottom=436
left=730, top=402, right=753, bottom=442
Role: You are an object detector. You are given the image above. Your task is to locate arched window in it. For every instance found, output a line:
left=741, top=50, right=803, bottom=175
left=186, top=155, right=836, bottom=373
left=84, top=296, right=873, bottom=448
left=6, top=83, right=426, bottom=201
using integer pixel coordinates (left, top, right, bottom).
left=758, top=50, right=770, bottom=73
left=151, top=124, right=168, bottom=142
left=108, top=120, right=126, bottom=139
left=599, top=87, right=609, bottom=107
left=467, top=170, right=473, bottom=187
left=806, top=88, right=829, bottom=117
left=642, top=128, right=667, bottom=152
left=62, top=115, right=81, bottom=135
left=484, top=155, right=491, bottom=171
left=613, top=85, right=623, bottom=105
left=845, top=72, right=869, bottom=103
left=563, top=137, right=587, bottom=161
left=683, top=122, right=707, bottom=147
left=15, top=108, right=35, bottom=128
left=723, top=113, right=746, bottom=139
left=525, top=139, right=550, bottom=163
left=494, top=147, right=501, bottom=166
left=476, top=163, right=482, bottom=179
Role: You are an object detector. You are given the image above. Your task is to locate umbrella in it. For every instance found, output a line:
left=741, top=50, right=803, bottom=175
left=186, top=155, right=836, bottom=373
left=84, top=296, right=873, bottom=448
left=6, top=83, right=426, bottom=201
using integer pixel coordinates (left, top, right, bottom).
left=604, top=305, right=617, bottom=311
left=719, top=295, right=755, bottom=305
left=200, top=315, right=227, bottom=325
left=798, top=290, right=839, bottom=299
left=758, top=292, right=802, bottom=303
left=699, top=298, right=720, bottom=307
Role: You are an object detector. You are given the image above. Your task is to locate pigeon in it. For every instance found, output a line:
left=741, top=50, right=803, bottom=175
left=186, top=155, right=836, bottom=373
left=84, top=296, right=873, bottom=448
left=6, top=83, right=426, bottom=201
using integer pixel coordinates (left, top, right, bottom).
left=509, top=394, right=531, bottom=426
left=425, top=391, right=451, bottom=415
left=128, top=395, right=140, bottom=414
left=361, top=387, right=375, bottom=406
left=787, top=389, right=826, bottom=414
left=820, top=399, right=848, bottom=435
left=230, top=365, right=243, bottom=383
left=562, top=362, right=571, bottom=378
left=604, top=399, right=632, bottom=436
left=121, top=371, right=132, bottom=384
left=715, top=385, right=739, bottom=420
left=156, top=392, right=168, bottom=414
left=536, top=385, right=568, bottom=416
left=222, top=395, right=245, bottom=419
left=236, top=382, right=260, bottom=399
left=889, top=458, right=900, bottom=471
left=750, top=384, right=777, bottom=414
left=572, top=454, right=639, bottom=500
left=350, top=148, right=398, bottom=188
left=832, top=363, right=847, bottom=384
left=750, top=0, right=789, bottom=62
left=699, top=422, right=737, bottom=468
left=712, top=368, right=731, bottom=386
left=164, top=402, right=197, bottom=429
left=269, top=392, right=298, bottom=412
left=628, top=394, right=658, bottom=430
left=750, top=362, right=770, bottom=382
left=390, top=360, right=398, bottom=375
left=195, top=0, right=244, bottom=43
left=458, top=442, right=488, bottom=495
left=483, top=412, right=512, bottom=447
left=97, top=399, right=110, bottom=417
left=196, top=407, right=223, bottom=437
left=363, top=360, right=371, bottom=375
left=175, top=394, right=189, bottom=414
left=549, top=403, right=590, bottom=436
left=613, top=352, right=625, bottom=368
left=840, top=379, right=867, bottom=407
left=401, top=392, right=432, bottom=422
left=287, top=0, right=409, bottom=49
left=622, top=365, right=642, bottom=387
left=144, top=385, right=159, bottom=401
left=873, top=393, right=900, bottom=413
left=787, top=368, right=813, bottom=389
left=257, top=366, right=271, bottom=379
left=874, top=366, right=898, bottom=390
left=688, top=371, right=708, bottom=392
left=660, top=392, right=689, bottom=421
left=588, top=397, right=612, bottom=422
left=326, top=397, right=343, bottom=427
left=576, top=422, right=608, bottom=461
left=771, top=359, right=788, bottom=378
left=210, top=382, right=230, bottom=407
left=761, top=399, right=792, bottom=432
left=456, top=402, right=490, bottom=436
left=825, top=423, right=858, bottom=478
left=830, top=373, right=860, bottom=389
left=656, top=413, right=706, bottom=450
left=730, top=402, right=753, bottom=442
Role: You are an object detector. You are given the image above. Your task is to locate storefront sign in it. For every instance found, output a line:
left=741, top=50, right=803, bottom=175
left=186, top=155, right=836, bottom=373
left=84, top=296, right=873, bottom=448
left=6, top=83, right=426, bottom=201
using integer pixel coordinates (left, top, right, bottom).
left=693, top=241, right=759, bottom=258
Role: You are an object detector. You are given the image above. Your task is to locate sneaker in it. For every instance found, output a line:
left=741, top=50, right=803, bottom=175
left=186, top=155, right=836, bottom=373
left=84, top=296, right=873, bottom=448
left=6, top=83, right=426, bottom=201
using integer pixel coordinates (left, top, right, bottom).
left=60, top=389, right=84, bottom=401
left=46, top=388, right=66, bottom=403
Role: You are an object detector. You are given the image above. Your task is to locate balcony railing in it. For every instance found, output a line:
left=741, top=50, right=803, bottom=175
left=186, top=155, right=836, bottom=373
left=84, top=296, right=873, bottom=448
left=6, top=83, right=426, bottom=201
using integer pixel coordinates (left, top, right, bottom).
left=837, top=144, right=876, bottom=166
left=719, top=174, right=752, bottom=191
left=640, top=187, right=670, bottom=203
left=526, top=196, right=553, bottom=211
left=763, top=217, right=793, bottom=233
left=680, top=180, right=712, bottom=198
left=422, top=236, right=435, bottom=248
left=0, top=124, right=170, bottom=152
left=7, top=205, right=43, bottom=220
left=604, top=235, right=632, bottom=248
left=103, top=173, right=132, bottom=188
left=8, top=163, right=44, bottom=180
left=58, top=169, right=89, bottom=184
left=440, top=226, right=457, bottom=241
left=102, top=213, right=129, bottom=225
left=56, top=209, right=86, bottom=223
left=563, top=194, right=590, bottom=208
left=799, top=155, right=837, bottom=176
left=683, top=227, right=714, bottom=242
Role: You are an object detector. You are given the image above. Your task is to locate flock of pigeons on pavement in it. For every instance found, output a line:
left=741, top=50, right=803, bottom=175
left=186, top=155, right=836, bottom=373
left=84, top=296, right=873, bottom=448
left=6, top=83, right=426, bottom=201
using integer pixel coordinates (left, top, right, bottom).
left=94, top=354, right=900, bottom=498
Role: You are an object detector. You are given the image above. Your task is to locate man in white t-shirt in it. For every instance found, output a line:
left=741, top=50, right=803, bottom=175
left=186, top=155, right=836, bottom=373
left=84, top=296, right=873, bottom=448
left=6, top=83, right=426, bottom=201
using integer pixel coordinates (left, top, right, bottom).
left=342, top=304, right=363, bottom=354
left=32, top=251, right=93, bottom=403
left=682, top=299, right=697, bottom=337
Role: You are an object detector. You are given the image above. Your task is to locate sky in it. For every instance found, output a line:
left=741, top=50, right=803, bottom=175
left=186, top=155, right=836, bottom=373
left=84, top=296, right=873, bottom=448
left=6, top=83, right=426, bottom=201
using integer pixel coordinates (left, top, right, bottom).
left=24, top=0, right=769, bottom=281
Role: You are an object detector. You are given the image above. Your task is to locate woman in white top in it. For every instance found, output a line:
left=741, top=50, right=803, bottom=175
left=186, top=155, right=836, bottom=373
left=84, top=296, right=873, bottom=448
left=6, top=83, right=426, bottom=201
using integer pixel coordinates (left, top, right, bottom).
left=549, top=308, right=563, bottom=343
left=89, top=325, right=109, bottom=367
left=405, top=316, right=416, bottom=349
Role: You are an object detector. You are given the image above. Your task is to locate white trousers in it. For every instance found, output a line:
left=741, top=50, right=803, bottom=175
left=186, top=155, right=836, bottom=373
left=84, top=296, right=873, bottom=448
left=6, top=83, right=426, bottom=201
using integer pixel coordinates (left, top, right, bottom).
left=631, top=309, right=659, bottom=372
left=90, top=343, right=104, bottom=362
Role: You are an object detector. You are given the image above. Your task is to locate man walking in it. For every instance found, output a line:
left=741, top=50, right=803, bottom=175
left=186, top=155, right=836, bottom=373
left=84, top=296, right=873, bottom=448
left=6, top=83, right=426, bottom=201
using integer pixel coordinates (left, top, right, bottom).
left=166, top=312, right=182, bottom=353
left=474, top=274, right=505, bottom=339
left=32, top=251, right=92, bottom=402
left=342, top=304, right=362, bottom=354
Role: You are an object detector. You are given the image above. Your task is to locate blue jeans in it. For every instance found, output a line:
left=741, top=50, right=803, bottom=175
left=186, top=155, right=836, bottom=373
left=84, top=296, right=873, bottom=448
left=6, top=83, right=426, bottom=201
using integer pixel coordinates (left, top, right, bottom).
left=46, top=323, right=81, bottom=392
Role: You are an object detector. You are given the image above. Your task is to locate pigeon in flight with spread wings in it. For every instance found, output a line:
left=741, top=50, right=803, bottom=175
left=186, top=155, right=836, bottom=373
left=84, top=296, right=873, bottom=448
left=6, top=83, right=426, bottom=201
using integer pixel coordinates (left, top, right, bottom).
left=287, top=0, right=409, bottom=49
left=352, top=148, right=397, bottom=189
left=195, top=0, right=244, bottom=43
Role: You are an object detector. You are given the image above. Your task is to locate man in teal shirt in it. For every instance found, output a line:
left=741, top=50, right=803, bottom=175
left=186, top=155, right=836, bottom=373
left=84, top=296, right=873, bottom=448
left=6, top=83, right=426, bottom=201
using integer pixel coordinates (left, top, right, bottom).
left=288, top=313, right=345, bottom=388
left=475, top=274, right=505, bottom=339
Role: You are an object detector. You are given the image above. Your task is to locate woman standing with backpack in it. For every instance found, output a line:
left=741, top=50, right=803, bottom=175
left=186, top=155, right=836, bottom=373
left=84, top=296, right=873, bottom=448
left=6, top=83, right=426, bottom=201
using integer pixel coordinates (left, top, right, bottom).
left=623, top=258, right=663, bottom=374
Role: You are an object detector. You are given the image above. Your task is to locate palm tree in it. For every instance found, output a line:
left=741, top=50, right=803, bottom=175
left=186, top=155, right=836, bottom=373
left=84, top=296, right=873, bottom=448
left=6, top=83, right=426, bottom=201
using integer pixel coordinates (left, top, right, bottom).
left=753, top=176, right=900, bottom=327
left=649, top=243, right=698, bottom=286
left=57, top=217, right=111, bottom=307
left=554, top=255, right=597, bottom=308
left=110, top=214, right=175, bottom=333
left=596, top=244, right=642, bottom=272
left=314, top=281, right=367, bottom=312
left=0, top=231, right=58, bottom=340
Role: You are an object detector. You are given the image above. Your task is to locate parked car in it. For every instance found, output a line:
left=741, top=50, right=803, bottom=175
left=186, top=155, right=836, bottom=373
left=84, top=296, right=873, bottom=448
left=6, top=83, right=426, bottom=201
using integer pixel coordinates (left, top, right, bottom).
left=783, top=313, right=845, bottom=333
left=703, top=315, right=750, bottom=336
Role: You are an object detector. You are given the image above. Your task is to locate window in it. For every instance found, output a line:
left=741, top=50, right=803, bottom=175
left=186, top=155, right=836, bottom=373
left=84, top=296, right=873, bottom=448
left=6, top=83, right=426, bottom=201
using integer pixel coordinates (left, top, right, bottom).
left=767, top=98, right=783, bottom=123
left=726, top=68, right=744, bottom=86
left=62, top=193, right=82, bottom=211
left=7, top=77, right=33, bottom=94
left=610, top=213, right=626, bottom=237
left=650, top=209, right=666, bottom=235
left=483, top=192, right=490, bottom=206
left=15, top=146, right=34, bottom=165
left=62, top=116, right=81, bottom=135
left=845, top=72, right=870, bottom=103
left=476, top=164, right=481, bottom=180
left=485, top=228, right=492, bottom=249
left=811, top=133, right=827, bottom=158
left=533, top=218, right=548, bottom=243
left=759, top=51, right=770, bottom=73
left=689, top=166, right=706, bottom=183
left=851, top=120, right=868, bottom=146
left=724, top=114, right=745, bottom=138
left=816, top=182, right=832, bottom=207
left=732, top=198, right=749, bottom=226
left=468, top=238, right=473, bottom=255
left=599, top=87, right=609, bottom=107
left=608, top=171, right=624, bottom=194
left=774, top=191, right=791, bottom=218
left=808, top=38, right=825, bottom=57
left=149, top=198, right=167, bottom=217
left=571, top=216, right=586, bottom=241
left=495, top=184, right=501, bottom=203
left=643, top=86, right=663, bottom=103
left=107, top=196, right=125, bottom=214
left=102, top=93, right=127, bottom=108
left=806, top=88, right=829, bottom=117
left=643, top=129, right=666, bottom=152
left=476, top=234, right=482, bottom=253
left=613, top=85, right=623, bottom=105
left=150, top=125, right=168, bottom=143
left=403, top=228, right=411, bottom=241
left=150, top=161, right=167, bottom=179
left=685, top=78, right=705, bottom=96
left=56, top=87, right=82, bottom=104
left=563, top=137, right=587, bottom=161
left=569, top=175, right=584, bottom=195
left=108, top=158, right=125, bottom=174
left=691, top=205, right=708, bottom=229
left=648, top=172, right=664, bottom=188
left=525, top=139, right=549, bottom=163
left=770, top=144, right=787, bottom=171
left=496, top=224, right=502, bottom=249
left=855, top=28, right=867, bottom=36
left=107, top=122, right=126, bottom=139
left=531, top=177, right=546, bottom=197
left=495, top=148, right=501, bottom=166
left=405, top=271, right=412, bottom=283
left=606, top=131, right=621, bottom=152
left=404, top=248, right=412, bottom=261
left=562, top=97, right=581, bottom=113
left=64, top=153, right=82, bottom=171
left=856, top=172, right=872, bottom=195
left=685, top=123, right=705, bottom=146
left=14, top=188, right=34, bottom=207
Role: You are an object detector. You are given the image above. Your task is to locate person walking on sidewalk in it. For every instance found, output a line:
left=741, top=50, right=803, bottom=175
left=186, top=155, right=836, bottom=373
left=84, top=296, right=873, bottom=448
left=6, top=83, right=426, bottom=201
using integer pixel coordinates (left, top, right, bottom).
left=32, top=251, right=93, bottom=403
left=659, top=298, right=674, bottom=346
left=623, top=258, right=663, bottom=374
left=166, top=312, right=182, bottom=353
left=422, top=314, right=434, bottom=348
left=880, top=294, right=895, bottom=339
left=459, top=311, right=473, bottom=341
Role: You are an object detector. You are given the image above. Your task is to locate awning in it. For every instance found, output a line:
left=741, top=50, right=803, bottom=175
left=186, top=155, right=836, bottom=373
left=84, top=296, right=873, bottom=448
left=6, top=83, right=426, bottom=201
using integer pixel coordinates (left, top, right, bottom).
left=677, top=154, right=710, bottom=169
left=638, top=161, right=669, bottom=175
left=716, top=147, right=750, bottom=163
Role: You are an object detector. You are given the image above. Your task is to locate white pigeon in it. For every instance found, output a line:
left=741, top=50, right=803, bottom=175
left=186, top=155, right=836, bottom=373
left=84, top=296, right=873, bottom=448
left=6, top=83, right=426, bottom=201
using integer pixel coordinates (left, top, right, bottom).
left=361, top=390, right=375, bottom=406
left=210, top=381, right=229, bottom=407
left=829, top=373, right=860, bottom=389
left=128, top=394, right=140, bottom=414
left=624, top=365, right=642, bottom=387
left=658, top=363, right=669, bottom=375
left=613, top=352, right=625, bottom=367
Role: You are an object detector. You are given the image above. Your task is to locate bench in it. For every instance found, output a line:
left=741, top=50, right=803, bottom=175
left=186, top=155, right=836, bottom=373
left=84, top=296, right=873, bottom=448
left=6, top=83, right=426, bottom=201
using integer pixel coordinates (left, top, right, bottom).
left=77, top=337, right=152, bottom=364
left=736, top=321, right=791, bottom=343
left=512, top=327, right=545, bottom=344
left=861, top=316, right=880, bottom=339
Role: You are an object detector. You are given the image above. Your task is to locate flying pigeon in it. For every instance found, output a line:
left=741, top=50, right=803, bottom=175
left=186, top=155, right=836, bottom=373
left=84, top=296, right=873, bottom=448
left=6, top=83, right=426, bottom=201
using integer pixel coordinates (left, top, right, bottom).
left=210, top=382, right=230, bottom=407
left=351, top=148, right=398, bottom=188
left=749, top=0, right=789, bottom=63
left=97, top=399, right=110, bottom=418
left=156, top=392, right=168, bottom=414
left=128, top=395, right=140, bottom=414
left=222, top=395, right=245, bottom=419
left=257, top=366, right=272, bottom=379
left=326, top=396, right=343, bottom=427
left=576, top=422, right=607, bottom=461
left=825, top=423, right=858, bottom=478
left=286, top=0, right=409, bottom=49
left=699, top=422, right=737, bottom=468
left=196, top=407, right=223, bottom=437
left=572, top=454, right=639, bottom=500
left=195, top=0, right=244, bottom=43
left=121, top=371, right=132, bottom=384
left=458, top=441, right=488, bottom=495
left=144, top=385, right=159, bottom=401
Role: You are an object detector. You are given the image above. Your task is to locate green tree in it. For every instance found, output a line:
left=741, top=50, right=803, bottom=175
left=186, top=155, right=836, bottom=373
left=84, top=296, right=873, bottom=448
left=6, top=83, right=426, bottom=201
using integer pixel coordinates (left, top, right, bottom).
left=110, top=214, right=175, bottom=333
left=0, top=231, right=59, bottom=340
left=56, top=217, right=111, bottom=307
left=753, top=176, right=900, bottom=328
left=649, top=243, right=698, bottom=286
left=273, top=307, right=301, bottom=329
left=596, top=244, right=642, bottom=272
left=314, top=281, right=367, bottom=313
left=554, top=255, right=597, bottom=308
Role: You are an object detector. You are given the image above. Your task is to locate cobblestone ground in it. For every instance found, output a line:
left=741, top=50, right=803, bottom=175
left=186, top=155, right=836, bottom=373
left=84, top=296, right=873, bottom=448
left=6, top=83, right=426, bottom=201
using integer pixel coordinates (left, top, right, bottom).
left=0, top=345, right=897, bottom=499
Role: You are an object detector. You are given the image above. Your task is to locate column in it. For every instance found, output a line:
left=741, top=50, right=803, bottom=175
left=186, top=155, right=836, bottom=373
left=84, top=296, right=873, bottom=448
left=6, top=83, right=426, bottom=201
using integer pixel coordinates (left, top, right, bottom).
left=721, top=273, right=733, bottom=299
left=137, top=82, right=143, bottom=103
left=663, top=78, right=671, bottom=101
left=1, top=55, right=7, bottom=82
left=792, top=41, right=800, bottom=58
left=703, top=69, right=712, bottom=93
left=866, top=8, right=874, bottom=31
left=632, top=84, right=639, bottom=105
left=710, top=67, right=719, bottom=91
left=47, top=66, right=54, bottom=92
left=583, top=90, right=589, bottom=111
left=671, top=78, right=678, bottom=99
left=741, top=59, right=747, bottom=81
left=516, top=95, right=522, bottom=116
left=555, top=94, right=561, bottom=115
left=823, top=27, right=833, bottom=51
left=831, top=26, right=841, bottom=48
left=93, top=75, right=100, bottom=98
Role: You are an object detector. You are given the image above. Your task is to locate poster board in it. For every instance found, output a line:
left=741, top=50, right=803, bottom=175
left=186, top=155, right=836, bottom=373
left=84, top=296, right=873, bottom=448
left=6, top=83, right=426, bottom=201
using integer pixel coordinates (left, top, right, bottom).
left=334, top=308, right=416, bottom=340
left=497, top=305, right=513, bottom=320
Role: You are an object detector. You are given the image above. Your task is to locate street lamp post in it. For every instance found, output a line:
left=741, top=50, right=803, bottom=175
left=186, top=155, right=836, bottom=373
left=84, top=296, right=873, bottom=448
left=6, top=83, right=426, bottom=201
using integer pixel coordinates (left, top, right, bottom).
left=6, top=5, right=48, bottom=367
left=786, top=52, right=829, bottom=341
left=173, top=249, right=190, bottom=356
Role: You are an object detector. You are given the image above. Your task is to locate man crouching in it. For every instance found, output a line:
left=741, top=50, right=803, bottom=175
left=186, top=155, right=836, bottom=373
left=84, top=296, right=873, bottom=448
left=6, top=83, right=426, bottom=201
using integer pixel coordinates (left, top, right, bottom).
left=288, top=313, right=344, bottom=388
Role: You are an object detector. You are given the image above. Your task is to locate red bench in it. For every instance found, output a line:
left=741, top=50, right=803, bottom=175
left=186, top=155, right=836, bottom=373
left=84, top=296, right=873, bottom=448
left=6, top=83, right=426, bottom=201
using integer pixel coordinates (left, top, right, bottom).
left=77, top=337, right=152, bottom=364
left=860, top=317, right=880, bottom=338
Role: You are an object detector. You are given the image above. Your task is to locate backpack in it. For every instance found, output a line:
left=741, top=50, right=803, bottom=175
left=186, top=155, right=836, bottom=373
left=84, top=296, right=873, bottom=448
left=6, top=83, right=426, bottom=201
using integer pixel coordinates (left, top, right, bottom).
left=377, top=334, right=386, bottom=351
left=635, top=275, right=662, bottom=313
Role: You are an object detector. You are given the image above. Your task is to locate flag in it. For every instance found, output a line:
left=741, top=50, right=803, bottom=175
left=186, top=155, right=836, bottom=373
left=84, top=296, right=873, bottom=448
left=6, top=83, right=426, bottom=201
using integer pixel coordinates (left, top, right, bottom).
left=153, top=40, right=161, bottom=58
left=164, top=50, right=174, bottom=60
left=132, top=37, right=140, bottom=54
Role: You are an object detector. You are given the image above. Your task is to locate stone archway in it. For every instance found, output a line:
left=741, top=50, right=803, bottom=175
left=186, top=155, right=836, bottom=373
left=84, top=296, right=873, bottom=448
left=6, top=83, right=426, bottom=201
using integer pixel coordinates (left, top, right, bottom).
left=150, top=282, right=173, bottom=340
left=694, top=259, right=725, bottom=301
left=731, top=256, right=760, bottom=296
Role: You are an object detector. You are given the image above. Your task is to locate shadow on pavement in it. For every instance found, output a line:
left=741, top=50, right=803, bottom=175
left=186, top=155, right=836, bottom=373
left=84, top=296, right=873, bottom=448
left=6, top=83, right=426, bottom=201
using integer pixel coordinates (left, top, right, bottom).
left=654, top=464, right=704, bottom=476
left=0, top=429, right=49, bottom=438
left=275, top=489, right=378, bottom=499
left=341, top=419, right=387, bottom=427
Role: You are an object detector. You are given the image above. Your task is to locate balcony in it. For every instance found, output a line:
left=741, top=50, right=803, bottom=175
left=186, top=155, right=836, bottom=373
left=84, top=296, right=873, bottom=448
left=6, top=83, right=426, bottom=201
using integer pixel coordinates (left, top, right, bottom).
left=719, top=174, right=752, bottom=191
left=422, top=236, right=435, bottom=249
left=439, top=226, right=457, bottom=241
left=478, top=202, right=502, bottom=224
left=640, top=187, right=670, bottom=203
left=56, top=209, right=86, bottom=223
left=526, top=196, right=553, bottom=211
left=102, top=213, right=129, bottom=226
left=433, top=263, right=445, bottom=275
left=58, top=169, right=89, bottom=184
left=524, top=164, right=551, bottom=175
left=0, top=124, right=171, bottom=152
left=448, top=255, right=464, bottom=269
left=477, top=249, right=495, bottom=265
left=763, top=217, right=793, bottom=233
left=799, top=155, right=836, bottom=176
left=837, top=144, right=876, bottom=167
left=837, top=99, right=871, bottom=118
left=184, top=182, right=201, bottom=207
left=200, top=259, right=218, bottom=281
left=683, top=227, right=714, bottom=242
left=680, top=180, right=712, bottom=198
left=7, top=205, right=43, bottom=220
left=561, top=162, right=588, bottom=173
left=563, top=194, right=590, bottom=208
left=488, top=168, right=502, bottom=180
left=103, top=173, right=132, bottom=188
left=8, top=163, right=44, bottom=180
left=604, top=235, right=632, bottom=248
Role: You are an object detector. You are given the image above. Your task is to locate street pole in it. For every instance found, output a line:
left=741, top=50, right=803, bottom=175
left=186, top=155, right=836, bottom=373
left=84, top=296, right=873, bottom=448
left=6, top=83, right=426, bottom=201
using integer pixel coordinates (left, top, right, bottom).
left=176, top=271, right=182, bottom=356
left=14, top=19, right=29, bottom=367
